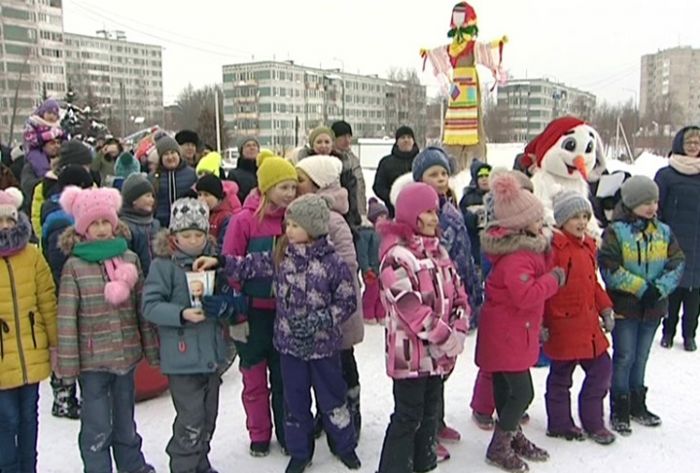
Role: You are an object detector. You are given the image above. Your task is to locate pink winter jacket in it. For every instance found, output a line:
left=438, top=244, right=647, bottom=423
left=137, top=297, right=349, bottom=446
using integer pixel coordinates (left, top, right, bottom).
left=221, top=189, right=284, bottom=310
left=475, top=227, right=560, bottom=373
left=378, top=220, right=469, bottom=379
left=317, top=184, right=364, bottom=348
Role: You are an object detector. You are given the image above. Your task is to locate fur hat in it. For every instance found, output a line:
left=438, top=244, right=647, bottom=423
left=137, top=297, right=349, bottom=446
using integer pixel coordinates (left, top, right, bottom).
left=285, top=194, right=331, bottom=238
left=256, top=152, right=298, bottom=193
left=169, top=198, right=209, bottom=234
left=58, top=139, right=93, bottom=170
left=196, top=174, right=224, bottom=201
left=331, top=121, right=353, bottom=137
left=552, top=190, right=593, bottom=227
left=308, top=126, right=335, bottom=148
left=412, top=146, right=452, bottom=181
left=367, top=197, right=389, bottom=224
left=121, top=173, right=154, bottom=208
left=0, top=187, right=23, bottom=222
left=490, top=173, right=544, bottom=230
left=175, top=129, right=200, bottom=146
left=395, top=182, right=439, bottom=233
left=621, top=175, right=659, bottom=210
left=60, top=186, right=122, bottom=236
left=295, top=155, right=342, bottom=189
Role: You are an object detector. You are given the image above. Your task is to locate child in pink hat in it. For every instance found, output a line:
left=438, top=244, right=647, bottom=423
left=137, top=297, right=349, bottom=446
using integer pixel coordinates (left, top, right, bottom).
left=476, top=173, right=565, bottom=472
left=55, top=186, right=159, bottom=473
left=375, top=182, right=469, bottom=473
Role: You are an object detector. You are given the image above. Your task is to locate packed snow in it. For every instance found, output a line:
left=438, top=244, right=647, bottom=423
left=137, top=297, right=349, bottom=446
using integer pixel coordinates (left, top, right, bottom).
left=37, top=324, right=698, bottom=472
left=36, top=149, right=690, bottom=473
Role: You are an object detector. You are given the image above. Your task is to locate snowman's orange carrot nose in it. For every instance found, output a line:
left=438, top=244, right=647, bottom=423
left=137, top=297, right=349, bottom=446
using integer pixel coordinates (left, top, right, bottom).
left=573, top=155, right=588, bottom=180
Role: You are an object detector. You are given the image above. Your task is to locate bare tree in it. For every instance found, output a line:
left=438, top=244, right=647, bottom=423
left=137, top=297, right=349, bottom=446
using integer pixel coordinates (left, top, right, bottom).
left=175, top=83, right=227, bottom=149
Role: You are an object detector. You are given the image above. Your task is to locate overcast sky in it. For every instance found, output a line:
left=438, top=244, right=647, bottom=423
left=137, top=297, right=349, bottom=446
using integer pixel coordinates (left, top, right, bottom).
left=62, top=0, right=698, bottom=107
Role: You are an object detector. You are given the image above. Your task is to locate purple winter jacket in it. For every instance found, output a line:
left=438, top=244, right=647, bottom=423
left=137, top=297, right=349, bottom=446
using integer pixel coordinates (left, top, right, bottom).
left=222, top=235, right=357, bottom=361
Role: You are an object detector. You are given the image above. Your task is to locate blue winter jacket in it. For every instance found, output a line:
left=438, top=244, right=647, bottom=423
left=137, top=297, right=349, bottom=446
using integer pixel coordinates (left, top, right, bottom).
left=149, top=161, right=196, bottom=227
left=119, top=207, right=160, bottom=277
left=655, top=126, right=700, bottom=288
left=356, top=225, right=380, bottom=274
left=439, top=195, right=483, bottom=309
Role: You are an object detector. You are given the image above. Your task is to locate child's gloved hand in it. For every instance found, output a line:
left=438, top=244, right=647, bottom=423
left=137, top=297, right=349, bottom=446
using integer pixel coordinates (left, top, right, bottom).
left=640, top=285, right=661, bottom=308
left=441, top=331, right=467, bottom=357
left=202, top=295, right=231, bottom=319
left=600, top=309, right=616, bottom=333
left=550, top=267, right=566, bottom=287
left=229, top=321, right=250, bottom=343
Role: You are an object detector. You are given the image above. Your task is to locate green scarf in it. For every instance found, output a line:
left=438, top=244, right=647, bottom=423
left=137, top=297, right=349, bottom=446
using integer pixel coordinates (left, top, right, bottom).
left=72, top=237, right=129, bottom=262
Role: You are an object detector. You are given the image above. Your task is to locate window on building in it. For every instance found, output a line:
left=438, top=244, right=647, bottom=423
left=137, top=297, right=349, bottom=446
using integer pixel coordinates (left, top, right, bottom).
left=2, top=6, right=33, bottom=20
left=255, top=70, right=271, bottom=80
left=3, top=25, right=37, bottom=43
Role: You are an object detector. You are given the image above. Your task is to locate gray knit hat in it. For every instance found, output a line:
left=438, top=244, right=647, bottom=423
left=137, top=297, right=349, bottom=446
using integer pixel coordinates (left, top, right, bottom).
left=285, top=194, right=331, bottom=238
left=553, top=190, right=593, bottom=227
left=621, top=175, right=659, bottom=210
left=169, top=198, right=209, bottom=234
left=156, top=135, right=181, bottom=160
left=121, top=173, right=154, bottom=208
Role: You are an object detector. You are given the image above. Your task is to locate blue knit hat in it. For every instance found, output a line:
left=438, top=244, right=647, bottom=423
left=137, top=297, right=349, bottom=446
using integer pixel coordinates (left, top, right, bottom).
left=412, top=146, right=452, bottom=182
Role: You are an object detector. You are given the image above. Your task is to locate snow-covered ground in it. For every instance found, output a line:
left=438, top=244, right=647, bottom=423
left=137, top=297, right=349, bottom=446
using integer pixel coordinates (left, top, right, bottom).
left=37, top=324, right=698, bottom=472
left=37, top=149, right=687, bottom=472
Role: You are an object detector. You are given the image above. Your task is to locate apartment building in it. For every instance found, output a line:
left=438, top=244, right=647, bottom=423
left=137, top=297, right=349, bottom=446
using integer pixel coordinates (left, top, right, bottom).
left=496, top=78, right=596, bottom=142
left=64, top=32, right=163, bottom=132
left=0, top=0, right=65, bottom=143
left=222, top=60, right=426, bottom=151
left=640, top=46, right=700, bottom=127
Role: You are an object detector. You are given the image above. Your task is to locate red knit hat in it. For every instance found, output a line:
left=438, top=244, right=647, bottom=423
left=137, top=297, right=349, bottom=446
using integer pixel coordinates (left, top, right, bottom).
left=523, top=116, right=585, bottom=168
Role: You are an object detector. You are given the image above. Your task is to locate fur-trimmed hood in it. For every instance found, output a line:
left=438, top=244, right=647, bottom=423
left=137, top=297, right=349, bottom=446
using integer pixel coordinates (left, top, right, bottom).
left=152, top=228, right=217, bottom=260
left=0, top=213, right=32, bottom=257
left=58, top=220, right=132, bottom=255
left=481, top=225, right=552, bottom=259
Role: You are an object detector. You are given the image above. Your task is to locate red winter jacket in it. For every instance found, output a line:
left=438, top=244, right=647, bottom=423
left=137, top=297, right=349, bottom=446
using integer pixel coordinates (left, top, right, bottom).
left=475, top=227, right=559, bottom=373
left=543, top=230, right=612, bottom=361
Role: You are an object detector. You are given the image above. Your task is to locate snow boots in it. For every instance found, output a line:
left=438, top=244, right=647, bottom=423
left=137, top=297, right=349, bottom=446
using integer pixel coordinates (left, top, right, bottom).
left=485, top=425, right=529, bottom=472
left=630, top=387, right=662, bottom=427
left=511, top=428, right=549, bottom=462
left=51, top=374, right=80, bottom=419
left=610, top=393, right=632, bottom=436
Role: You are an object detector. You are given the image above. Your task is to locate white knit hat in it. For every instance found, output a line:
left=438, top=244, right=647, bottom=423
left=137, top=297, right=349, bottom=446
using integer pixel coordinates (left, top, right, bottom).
left=295, top=155, right=342, bottom=189
left=0, top=187, right=23, bottom=222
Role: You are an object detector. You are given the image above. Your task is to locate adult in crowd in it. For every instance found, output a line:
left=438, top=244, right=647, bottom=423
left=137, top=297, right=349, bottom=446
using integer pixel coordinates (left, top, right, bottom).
left=175, top=129, right=200, bottom=167
left=149, top=135, right=197, bottom=227
left=372, top=126, right=420, bottom=217
left=20, top=137, right=62, bottom=213
left=298, top=126, right=362, bottom=229
left=90, top=137, right=120, bottom=183
left=8, top=145, right=25, bottom=183
left=655, top=125, right=700, bottom=352
left=460, top=160, right=492, bottom=265
left=332, top=120, right=367, bottom=217
left=226, top=136, right=259, bottom=203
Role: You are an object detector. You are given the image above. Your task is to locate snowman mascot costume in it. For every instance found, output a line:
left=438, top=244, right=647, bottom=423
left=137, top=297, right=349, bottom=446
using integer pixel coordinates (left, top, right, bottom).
left=523, top=116, right=606, bottom=236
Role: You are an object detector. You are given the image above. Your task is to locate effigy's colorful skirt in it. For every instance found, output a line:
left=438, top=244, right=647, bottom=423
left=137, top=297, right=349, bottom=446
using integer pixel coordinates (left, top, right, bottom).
left=444, top=66, right=480, bottom=146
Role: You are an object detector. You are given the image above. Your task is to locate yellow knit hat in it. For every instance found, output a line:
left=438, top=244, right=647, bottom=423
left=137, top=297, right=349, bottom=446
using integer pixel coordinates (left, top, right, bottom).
left=196, top=151, right=222, bottom=177
left=256, top=150, right=298, bottom=193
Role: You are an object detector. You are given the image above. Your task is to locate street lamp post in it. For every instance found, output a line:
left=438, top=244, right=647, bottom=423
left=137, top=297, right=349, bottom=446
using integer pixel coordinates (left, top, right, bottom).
left=332, top=57, right=346, bottom=121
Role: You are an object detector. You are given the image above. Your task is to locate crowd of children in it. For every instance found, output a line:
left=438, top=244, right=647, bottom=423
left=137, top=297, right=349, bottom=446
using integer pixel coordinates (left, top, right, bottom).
left=0, top=121, right=696, bottom=473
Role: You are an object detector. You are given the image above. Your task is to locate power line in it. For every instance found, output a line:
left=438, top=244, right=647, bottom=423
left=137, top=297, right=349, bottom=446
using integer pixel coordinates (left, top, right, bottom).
left=66, top=0, right=252, bottom=60
left=69, top=0, right=255, bottom=57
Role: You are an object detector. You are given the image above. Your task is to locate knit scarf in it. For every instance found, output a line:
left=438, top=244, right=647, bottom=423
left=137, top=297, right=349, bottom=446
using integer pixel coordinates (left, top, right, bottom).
left=72, top=238, right=138, bottom=306
left=669, top=154, right=700, bottom=176
left=0, top=214, right=31, bottom=258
